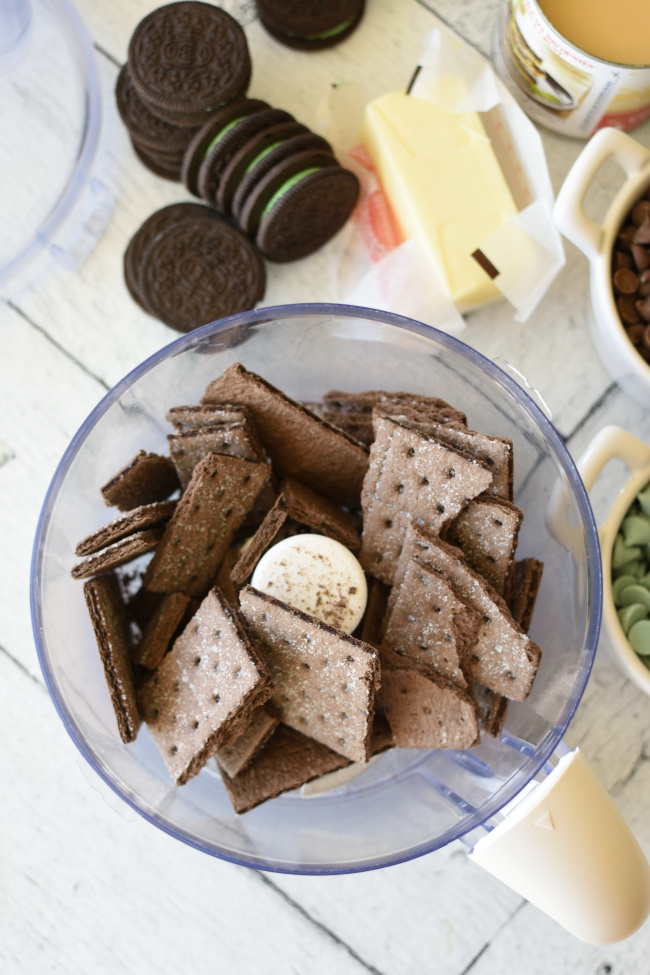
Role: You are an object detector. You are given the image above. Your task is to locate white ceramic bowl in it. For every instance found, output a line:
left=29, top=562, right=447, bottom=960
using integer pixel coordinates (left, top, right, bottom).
left=578, top=425, right=650, bottom=696
left=554, top=127, right=650, bottom=412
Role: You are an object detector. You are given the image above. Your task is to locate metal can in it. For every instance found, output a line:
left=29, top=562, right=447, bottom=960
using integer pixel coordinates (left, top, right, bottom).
left=493, top=0, right=650, bottom=138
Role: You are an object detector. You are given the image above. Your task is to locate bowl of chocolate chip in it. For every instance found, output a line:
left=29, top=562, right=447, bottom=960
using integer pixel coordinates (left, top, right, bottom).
left=31, top=303, right=650, bottom=942
left=554, top=127, right=650, bottom=411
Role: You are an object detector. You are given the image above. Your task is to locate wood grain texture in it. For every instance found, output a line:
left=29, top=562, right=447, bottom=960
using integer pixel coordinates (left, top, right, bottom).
left=3, top=0, right=650, bottom=971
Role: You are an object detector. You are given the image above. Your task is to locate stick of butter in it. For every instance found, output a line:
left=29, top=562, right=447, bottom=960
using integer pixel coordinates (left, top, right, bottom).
left=360, top=90, right=518, bottom=310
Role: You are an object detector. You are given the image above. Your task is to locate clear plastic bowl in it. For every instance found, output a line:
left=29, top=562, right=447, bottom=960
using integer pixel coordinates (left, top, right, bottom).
left=0, top=0, right=112, bottom=294
left=31, top=304, right=602, bottom=874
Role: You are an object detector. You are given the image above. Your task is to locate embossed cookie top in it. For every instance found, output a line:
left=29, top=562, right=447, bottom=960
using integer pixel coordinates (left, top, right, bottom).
left=138, top=208, right=265, bottom=332
left=128, top=2, right=251, bottom=115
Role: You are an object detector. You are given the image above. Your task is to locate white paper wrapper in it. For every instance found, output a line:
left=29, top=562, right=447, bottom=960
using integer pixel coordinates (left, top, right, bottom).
left=325, top=20, right=565, bottom=328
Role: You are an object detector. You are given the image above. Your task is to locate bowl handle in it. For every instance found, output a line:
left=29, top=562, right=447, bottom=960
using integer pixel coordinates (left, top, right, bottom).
left=469, top=747, right=650, bottom=943
left=577, top=424, right=650, bottom=528
left=553, top=128, right=650, bottom=262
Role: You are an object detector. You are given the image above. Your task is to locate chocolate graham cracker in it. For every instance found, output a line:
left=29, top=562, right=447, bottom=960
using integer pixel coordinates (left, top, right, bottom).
left=168, top=421, right=265, bottom=490
left=323, top=389, right=467, bottom=427
left=201, top=362, right=369, bottom=502
left=166, top=403, right=254, bottom=431
left=83, top=573, right=141, bottom=743
left=138, top=588, right=274, bottom=784
left=230, top=494, right=290, bottom=588
left=377, top=644, right=479, bottom=750
left=509, top=557, right=544, bottom=631
left=71, top=528, right=164, bottom=580
left=231, top=476, right=362, bottom=587
left=101, top=450, right=180, bottom=511
left=382, top=558, right=481, bottom=689
left=282, top=477, right=360, bottom=551
left=392, top=524, right=541, bottom=701
left=360, top=408, right=493, bottom=584
left=132, top=591, right=191, bottom=669
left=473, top=683, right=509, bottom=739
left=75, top=501, right=177, bottom=557
left=215, top=702, right=280, bottom=777
left=239, top=585, right=380, bottom=763
left=218, top=723, right=351, bottom=814
left=144, top=451, right=269, bottom=597
left=377, top=403, right=513, bottom=501
left=445, top=495, right=523, bottom=597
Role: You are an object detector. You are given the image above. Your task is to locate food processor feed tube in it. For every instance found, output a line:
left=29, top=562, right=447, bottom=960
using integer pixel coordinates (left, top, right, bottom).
left=468, top=748, right=650, bottom=943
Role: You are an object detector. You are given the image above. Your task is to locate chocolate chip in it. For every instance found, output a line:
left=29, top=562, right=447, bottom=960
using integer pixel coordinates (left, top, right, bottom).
left=615, top=249, right=633, bottom=270
left=634, top=216, right=650, bottom=245
left=637, top=297, right=650, bottom=322
left=628, top=323, right=644, bottom=345
left=618, top=296, right=641, bottom=325
left=613, top=268, right=639, bottom=294
left=631, top=243, right=650, bottom=272
left=618, top=224, right=637, bottom=252
left=632, top=200, right=650, bottom=227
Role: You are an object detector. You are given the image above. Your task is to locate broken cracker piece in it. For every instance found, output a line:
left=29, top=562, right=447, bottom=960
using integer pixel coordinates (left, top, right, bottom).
left=392, top=524, right=541, bottom=702
left=101, top=451, right=180, bottom=511
left=445, top=495, right=523, bottom=597
left=138, top=588, right=273, bottom=785
left=360, top=408, right=493, bottom=584
left=377, top=644, right=479, bottom=750
left=133, top=591, right=191, bottom=669
left=144, top=451, right=269, bottom=597
left=75, top=501, right=177, bottom=557
left=218, top=723, right=351, bottom=814
left=71, top=528, right=163, bottom=580
left=239, top=585, right=379, bottom=763
left=201, top=362, right=369, bottom=502
left=382, top=558, right=481, bottom=688
left=216, top=702, right=280, bottom=778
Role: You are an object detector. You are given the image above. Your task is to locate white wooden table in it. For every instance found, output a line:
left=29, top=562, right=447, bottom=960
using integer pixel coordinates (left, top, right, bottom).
left=3, top=1, right=650, bottom=972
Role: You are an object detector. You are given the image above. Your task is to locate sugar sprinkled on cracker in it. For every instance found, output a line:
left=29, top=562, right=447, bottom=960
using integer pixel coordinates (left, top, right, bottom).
left=138, top=588, right=273, bottom=784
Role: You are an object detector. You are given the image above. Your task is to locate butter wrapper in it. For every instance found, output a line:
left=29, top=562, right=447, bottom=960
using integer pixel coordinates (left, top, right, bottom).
left=326, top=21, right=565, bottom=327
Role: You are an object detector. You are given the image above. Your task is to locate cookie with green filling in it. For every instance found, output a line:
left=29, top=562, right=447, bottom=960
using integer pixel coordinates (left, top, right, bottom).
left=127, top=3, right=251, bottom=122
left=231, top=131, right=333, bottom=224
left=254, top=0, right=365, bottom=50
left=197, top=107, right=295, bottom=206
left=181, top=99, right=270, bottom=197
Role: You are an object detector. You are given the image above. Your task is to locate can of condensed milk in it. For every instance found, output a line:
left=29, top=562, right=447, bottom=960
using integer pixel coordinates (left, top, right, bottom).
left=494, top=0, right=650, bottom=138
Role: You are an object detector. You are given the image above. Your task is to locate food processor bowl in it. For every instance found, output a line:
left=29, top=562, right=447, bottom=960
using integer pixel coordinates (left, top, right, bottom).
left=30, top=304, right=649, bottom=941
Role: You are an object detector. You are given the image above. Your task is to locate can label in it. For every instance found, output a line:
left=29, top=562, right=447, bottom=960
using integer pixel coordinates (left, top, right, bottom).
left=497, top=0, right=650, bottom=137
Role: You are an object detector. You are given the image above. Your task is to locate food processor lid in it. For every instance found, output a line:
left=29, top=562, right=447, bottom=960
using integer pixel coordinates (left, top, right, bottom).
left=0, top=0, right=113, bottom=295
left=469, top=748, right=650, bottom=943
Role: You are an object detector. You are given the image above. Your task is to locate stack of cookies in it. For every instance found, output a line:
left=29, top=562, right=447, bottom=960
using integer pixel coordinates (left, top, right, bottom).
left=72, top=362, right=546, bottom=815
left=117, top=2, right=252, bottom=181
left=181, top=99, right=360, bottom=262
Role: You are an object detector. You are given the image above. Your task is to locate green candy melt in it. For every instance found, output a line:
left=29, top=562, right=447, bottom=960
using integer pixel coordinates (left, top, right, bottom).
left=623, top=514, right=650, bottom=546
left=613, top=559, right=645, bottom=579
left=637, top=486, right=650, bottom=517
left=628, top=619, right=650, bottom=655
left=612, top=534, right=642, bottom=568
left=618, top=603, right=648, bottom=634
left=613, top=574, right=639, bottom=604
left=619, top=584, right=650, bottom=610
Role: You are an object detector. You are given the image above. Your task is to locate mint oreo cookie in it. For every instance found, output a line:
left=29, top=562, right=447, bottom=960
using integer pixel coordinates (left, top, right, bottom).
left=128, top=2, right=251, bottom=121
left=254, top=0, right=365, bottom=50
left=181, top=99, right=271, bottom=197
left=196, top=107, right=295, bottom=207
left=129, top=204, right=265, bottom=331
